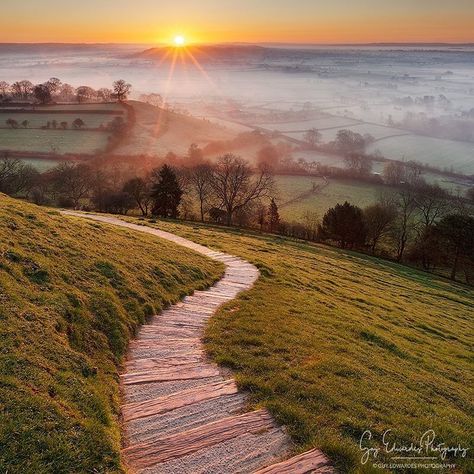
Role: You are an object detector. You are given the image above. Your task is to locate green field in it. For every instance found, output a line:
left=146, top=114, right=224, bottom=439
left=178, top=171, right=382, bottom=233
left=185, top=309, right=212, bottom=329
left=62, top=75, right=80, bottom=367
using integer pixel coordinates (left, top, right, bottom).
left=126, top=216, right=474, bottom=473
left=368, top=135, right=474, bottom=175
left=0, top=112, right=122, bottom=129
left=0, top=195, right=223, bottom=473
left=0, top=129, right=109, bottom=154
left=0, top=103, right=125, bottom=155
left=275, top=175, right=390, bottom=220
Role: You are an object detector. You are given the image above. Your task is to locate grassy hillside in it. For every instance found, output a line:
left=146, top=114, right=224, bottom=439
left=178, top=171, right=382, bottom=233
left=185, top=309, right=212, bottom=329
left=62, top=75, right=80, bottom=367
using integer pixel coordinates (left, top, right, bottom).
left=127, top=217, right=473, bottom=473
left=0, top=196, right=223, bottom=473
left=115, top=101, right=235, bottom=156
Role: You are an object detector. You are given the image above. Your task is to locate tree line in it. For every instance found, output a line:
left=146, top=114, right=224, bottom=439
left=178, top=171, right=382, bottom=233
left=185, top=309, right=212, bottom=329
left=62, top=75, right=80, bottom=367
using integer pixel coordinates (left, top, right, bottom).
left=4, top=116, right=126, bottom=132
left=1, top=149, right=473, bottom=284
left=0, top=78, right=132, bottom=105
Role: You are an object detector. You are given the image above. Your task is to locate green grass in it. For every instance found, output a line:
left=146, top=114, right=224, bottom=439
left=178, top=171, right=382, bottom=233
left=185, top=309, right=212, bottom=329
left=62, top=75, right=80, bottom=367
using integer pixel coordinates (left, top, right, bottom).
left=276, top=176, right=391, bottom=220
left=125, top=217, right=473, bottom=473
left=0, top=196, right=223, bottom=473
left=0, top=129, right=110, bottom=154
left=0, top=113, right=121, bottom=129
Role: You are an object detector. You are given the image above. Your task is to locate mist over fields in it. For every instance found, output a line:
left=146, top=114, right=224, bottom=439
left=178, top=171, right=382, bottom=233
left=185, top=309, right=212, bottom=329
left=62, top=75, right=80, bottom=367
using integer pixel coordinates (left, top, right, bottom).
left=1, top=43, right=474, bottom=174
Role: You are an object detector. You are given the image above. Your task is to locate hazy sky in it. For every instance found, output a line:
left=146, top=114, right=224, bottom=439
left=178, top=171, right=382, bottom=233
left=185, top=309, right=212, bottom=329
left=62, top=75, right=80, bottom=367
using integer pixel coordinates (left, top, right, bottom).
left=3, top=0, right=474, bottom=44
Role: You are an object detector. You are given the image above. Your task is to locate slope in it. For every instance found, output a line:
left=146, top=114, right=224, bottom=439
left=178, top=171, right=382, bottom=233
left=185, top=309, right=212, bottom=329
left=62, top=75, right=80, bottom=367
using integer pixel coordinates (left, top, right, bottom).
left=123, top=217, right=474, bottom=473
left=0, top=195, right=223, bottom=473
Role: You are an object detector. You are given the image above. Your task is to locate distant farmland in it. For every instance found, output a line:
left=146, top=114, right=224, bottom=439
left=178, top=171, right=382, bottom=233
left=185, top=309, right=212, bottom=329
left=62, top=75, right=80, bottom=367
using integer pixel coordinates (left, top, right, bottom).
left=0, top=129, right=109, bottom=154
left=0, top=112, right=121, bottom=129
left=275, top=175, right=390, bottom=220
left=368, top=135, right=474, bottom=175
left=0, top=103, right=125, bottom=155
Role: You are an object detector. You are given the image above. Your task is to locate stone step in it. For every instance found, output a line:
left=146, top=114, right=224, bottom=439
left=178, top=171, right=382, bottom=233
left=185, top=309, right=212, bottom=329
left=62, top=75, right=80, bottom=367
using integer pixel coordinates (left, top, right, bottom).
left=122, top=409, right=281, bottom=470
left=122, top=379, right=239, bottom=422
left=254, top=448, right=334, bottom=474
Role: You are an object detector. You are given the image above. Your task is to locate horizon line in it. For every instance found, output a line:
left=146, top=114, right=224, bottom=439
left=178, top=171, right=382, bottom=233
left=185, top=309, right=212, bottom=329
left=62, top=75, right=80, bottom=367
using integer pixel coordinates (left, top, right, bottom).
left=1, top=41, right=473, bottom=47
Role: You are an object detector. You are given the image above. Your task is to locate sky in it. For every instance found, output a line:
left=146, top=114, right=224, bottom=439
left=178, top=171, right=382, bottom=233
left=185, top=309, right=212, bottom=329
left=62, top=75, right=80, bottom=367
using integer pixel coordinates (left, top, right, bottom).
left=2, top=0, right=474, bottom=44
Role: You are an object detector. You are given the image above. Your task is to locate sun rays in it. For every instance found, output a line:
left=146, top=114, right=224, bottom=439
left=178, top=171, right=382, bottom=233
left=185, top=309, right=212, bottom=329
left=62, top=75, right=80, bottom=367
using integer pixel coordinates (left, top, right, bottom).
left=146, top=39, right=220, bottom=155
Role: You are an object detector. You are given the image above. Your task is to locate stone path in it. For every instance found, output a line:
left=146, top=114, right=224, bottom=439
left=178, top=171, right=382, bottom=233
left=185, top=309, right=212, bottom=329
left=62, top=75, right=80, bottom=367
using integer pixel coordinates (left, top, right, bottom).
left=62, top=212, right=334, bottom=474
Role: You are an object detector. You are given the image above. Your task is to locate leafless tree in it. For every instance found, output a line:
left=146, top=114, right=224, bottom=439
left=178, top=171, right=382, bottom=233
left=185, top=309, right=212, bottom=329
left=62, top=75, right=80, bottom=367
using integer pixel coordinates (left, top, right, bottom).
left=0, top=81, right=9, bottom=97
left=139, top=93, right=163, bottom=107
left=0, top=156, right=38, bottom=196
left=414, top=183, right=449, bottom=230
left=189, top=163, right=213, bottom=221
left=391, top=188, right=417, bottom=261
left=50, top=162, right=92, bottom=208
left=97, top=88, right=113, bottom=102
left=383, top=161, right=406, bottom=185
left=45, top=77, right=62, bottom=96
left=122, top=177, right=151, bottom=216
left=364, top=202, right=397, bottom=253
left=344, top=153, right=373, bottom=176
left=58, top=83, right=75, bottom=102
left=303, top=128, right=322, bottom=149
left=11, top=80, right=33, bottom=100
left=113, top=80, right=132, bottom=101
left=210, top=154, right=274, bottom=226
left=76, top=86, right=96, bottom=103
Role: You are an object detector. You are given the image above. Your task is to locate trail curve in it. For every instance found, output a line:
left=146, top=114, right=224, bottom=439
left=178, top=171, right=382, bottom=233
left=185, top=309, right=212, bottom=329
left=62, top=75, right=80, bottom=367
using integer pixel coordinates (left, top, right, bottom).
left=61, top=211, right=333, bottom=474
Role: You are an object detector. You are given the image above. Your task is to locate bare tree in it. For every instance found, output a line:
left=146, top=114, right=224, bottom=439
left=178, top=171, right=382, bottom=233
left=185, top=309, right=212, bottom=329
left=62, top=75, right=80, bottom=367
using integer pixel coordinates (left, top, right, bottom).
left=33, top=84, right=52, bottom=105
left=268, top=198, right=280, bottom=233
left=414, top=183, right=449, bottom=230
left=210, top=154, right=274, bottom=226
left=113, top=80, right=132, bottom=101
left=139, top=93, right=163, bottom=107
left=391, top=188, right=417, bottom=261
left=97, top=88, right=113, bottom=102
left=303, top=128, right=322, bottom=149
left=76, top=86, right=96, bottom=103
left=58, top=83, right=75, bottom=102
left=11, top=80, right=33, bottom=100
left=344, top=153, right=373, bottom=176
left=0, top=81, right=9, bottom=97
left=189, top=163, right=213, bottom=222
left=0, top=156, right=38, bottom=196
left=45, top=77, right=62, bottom=96
left=383, top=161, right=406, bottom=185
left=50, top=162, right=92, bottom=208
left=122, top=177, right=151, bottom=216
left=364, top=202, right=397, bottom=253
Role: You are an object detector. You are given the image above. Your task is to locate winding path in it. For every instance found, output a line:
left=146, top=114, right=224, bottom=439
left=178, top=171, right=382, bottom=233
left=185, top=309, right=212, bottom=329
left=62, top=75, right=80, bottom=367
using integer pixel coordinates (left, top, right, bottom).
left=62, top=212, right=333, bottom=474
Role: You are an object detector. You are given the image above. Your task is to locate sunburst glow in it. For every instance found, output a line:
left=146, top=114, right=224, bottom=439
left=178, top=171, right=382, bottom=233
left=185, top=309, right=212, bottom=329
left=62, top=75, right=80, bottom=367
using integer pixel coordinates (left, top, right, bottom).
left=173, top=35, right=185, bottom=46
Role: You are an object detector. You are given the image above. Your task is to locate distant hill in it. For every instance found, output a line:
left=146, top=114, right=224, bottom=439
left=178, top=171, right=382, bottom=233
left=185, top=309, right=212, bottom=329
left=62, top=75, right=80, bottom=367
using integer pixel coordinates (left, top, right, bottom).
left=133, top=44, right=270, bottom=64
left=132, top=43, right=474, bottom=65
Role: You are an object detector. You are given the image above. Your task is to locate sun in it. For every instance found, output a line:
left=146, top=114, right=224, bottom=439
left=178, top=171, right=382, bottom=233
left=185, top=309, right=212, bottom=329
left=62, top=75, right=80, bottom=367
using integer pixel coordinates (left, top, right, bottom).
left=173, top=35, right=185, bottom=47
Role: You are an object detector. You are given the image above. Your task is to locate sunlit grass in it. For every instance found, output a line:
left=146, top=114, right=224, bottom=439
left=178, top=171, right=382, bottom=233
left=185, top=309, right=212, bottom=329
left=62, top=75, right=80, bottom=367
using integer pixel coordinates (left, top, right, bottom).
left=0, top=196, right=223, bottom=473
left=126, top=217, right=473, bottom=473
